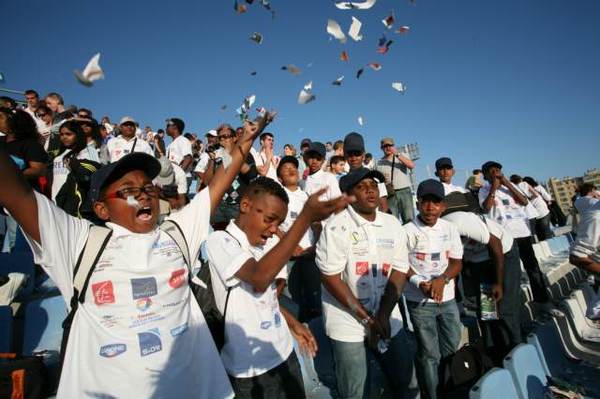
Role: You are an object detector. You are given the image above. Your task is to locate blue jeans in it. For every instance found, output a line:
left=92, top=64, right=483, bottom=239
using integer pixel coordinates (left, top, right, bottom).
left=331, top=330, right=418, bottom=399
left=388, top=187, right=414, bottom=224
left=406, top=299, right=461, bottom=399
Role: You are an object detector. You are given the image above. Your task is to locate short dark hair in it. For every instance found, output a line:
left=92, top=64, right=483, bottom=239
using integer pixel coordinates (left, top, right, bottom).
left=0, top=108, right=39, bottom=139
left=243, top=176, right=289, bottom=205
left=46, top=92, right=64, bottom=105
left=473, top=169, right=482, bottom=175
left=510, top=174, right=522, bottom=184
left=157, top=129, right=164, bottom=134
left=326, top=141, right=332, bottom=145
left=0, top=96, right=17, bottom=109
left=184, top=133, right=194, bottom=141
left=523, top=176, right=538, bottom=187
left=260, top=132, right=274, bottom=142
left=579, top=183, right=596, bottom=196
left=330, top=155, right=345, bottom=165
left=24, top=90, right=39, bottom=98
left=78, top=107, right=92, bottom=117
left=365, top=153, right=373, bottom=161
left=333, top=140, right=344, bottom=151
left=35, top=105, right=51, bottom=116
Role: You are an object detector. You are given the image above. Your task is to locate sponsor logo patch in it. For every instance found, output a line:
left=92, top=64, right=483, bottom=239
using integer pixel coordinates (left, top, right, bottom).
left=131, top=277, right=158, bottom=299
left=382, top=263, right=391, bottom=277
left=170, top=323, right=188, bottom=337
left=136, top=297, right=153, bottom=312
left=355, top=261, right=369, bottom=276
left=415, top=253, right=426, bottom=261
left=169, top=269, right=187, bottom=289
left=431, top=252, right=441, bottom=261
left=99, top=343, right=127, bottom=358
left=91, top=280, right=115, bottom=305
left=274, top=312, right=282, bottom=327
left=260, top=321, right=272, bottom=330
left=138, top=328, right=162, bottom=357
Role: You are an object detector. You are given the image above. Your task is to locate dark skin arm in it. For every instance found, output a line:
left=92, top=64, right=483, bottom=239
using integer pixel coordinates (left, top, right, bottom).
left=23, top=161, right=47, bottom=179
left=569, top=255, right=600, bottom=274
left=487, top=234, right=504, bottom=301
left=430, top=258, right=462, bottom=303
left=482, top=177, right=501, bottom=212
left=0, top=149, right=40, bottom=242
left=374, top=270, right=408, bottom=341
left=499, top=175, right=528, bottom=206
left=281, top=307, right=318, bottom=357
left=179, top=154, right=193, bottom=172
left=235, top=190, right=354, bottom=292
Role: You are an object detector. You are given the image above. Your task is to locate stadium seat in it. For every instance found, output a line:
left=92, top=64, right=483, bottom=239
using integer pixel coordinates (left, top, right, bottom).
left=22, top=294, right=67, bottom=355
left=0, top=251, right=35, bottom=300
left=525, top=333, right=551, bottom=377
left=0, top=305, right=13, bottom=352
left=560, top=298, right=600, bottom=346
left=551, top=310, right=600, bottom=364
left=469, top=368, right=519, bottom=399
left=503, top=344, right=548, bottom=399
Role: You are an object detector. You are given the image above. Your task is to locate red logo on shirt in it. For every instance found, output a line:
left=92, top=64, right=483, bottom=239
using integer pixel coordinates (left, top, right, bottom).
left=382, top=263, right=391, bottom=277
left=415, top=253, right=426, bottom=261
left=92, top=281, right=115, bottom=305
left=169, top=269, right=187, bottom=289
left=355, top=262, right=369, bottom=276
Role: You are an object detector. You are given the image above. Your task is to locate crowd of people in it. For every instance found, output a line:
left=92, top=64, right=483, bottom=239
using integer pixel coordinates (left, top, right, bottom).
left=0, top=89, right=598, bottom=399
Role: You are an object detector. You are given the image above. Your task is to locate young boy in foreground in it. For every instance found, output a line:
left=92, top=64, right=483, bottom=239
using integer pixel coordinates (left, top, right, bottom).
left=205, top=176, right=352, bottom=398
left=0, top=116, right=271, bottom=398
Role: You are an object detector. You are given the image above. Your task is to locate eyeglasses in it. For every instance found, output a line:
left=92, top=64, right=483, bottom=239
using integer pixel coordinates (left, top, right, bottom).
left=121, top=122, right=135, bottom=128
left=381, top=144, right=394, bottom=148
left=218, top=134, right=235, bottom=141
left=36, top=112, right=47, bottom=118
left=102, top=184, right=159, bottom=201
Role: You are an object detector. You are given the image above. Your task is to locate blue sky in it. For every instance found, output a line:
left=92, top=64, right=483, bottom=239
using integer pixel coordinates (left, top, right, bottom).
left=2, top=0, right=599, bottom=184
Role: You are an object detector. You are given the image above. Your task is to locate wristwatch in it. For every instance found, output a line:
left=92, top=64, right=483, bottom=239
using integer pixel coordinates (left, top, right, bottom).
left=359, top=316, right=373, bottom=327
left=441, top=273, right=451, bottom=285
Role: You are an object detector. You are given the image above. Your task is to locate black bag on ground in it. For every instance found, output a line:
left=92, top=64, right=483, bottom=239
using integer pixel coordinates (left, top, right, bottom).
left=442, top=191, right=483, bottom=216
left=440, top=342, right=493, bottom=398
left=0, top=353, right=48, bottom=399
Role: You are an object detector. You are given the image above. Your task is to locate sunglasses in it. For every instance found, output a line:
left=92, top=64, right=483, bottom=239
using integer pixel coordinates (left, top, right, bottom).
left=218, top=134, right=235, bottom=140
left=381, top=144, right=394, bottom=148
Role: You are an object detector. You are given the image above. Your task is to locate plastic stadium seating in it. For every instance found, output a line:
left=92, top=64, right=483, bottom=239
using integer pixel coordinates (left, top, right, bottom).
left=469, top=368, right=519, bottom=399
left=503, top=344, right=548, bottom=399
left=525, top=333, right=551, bottom=377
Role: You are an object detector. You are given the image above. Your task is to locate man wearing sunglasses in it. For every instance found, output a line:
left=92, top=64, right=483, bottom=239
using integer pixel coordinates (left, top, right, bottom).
left=106, top=116, right=154, bottom=162
left=375, top=137, right=416, bottom=223
left=165, top=117, right=193, bottom=174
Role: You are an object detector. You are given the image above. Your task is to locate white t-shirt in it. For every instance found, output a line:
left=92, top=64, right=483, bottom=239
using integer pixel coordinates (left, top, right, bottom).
left=442, top=182, right=469, bottom=196
left=443, top=212, right=514, bottom=263
left=570, top=202, right=600, bottom=319
left=479, top=183, right=532, bottom=238
left=167, top=135, right=192, bottom=166
left=205, top=221, right=293, bottom=378
left=518, top=182, right=549, bottom=219
left=22, top=189, right=233, bottom=398
left=253, top=149, right=280, bottom=182
left=535, top=185, right=553, bottom=203
left=106, top=135, right=154, bottom=163
left=281, top=186, right=313, bottom=249
left=304, top=169, right=342, bottom=202
left=404, top=217, right=464, bottom=303
left=172, top=163, right=188, bottom=195
left=316, top=206, right=409, bottom=343
left=51, top=148, right=97, bottom=202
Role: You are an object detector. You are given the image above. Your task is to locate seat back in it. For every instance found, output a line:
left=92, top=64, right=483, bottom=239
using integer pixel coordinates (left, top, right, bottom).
left=22, top=295, right=68, bottom=355
left=469, top=368, right=519, bottom=399
left=526, top=333, right=551, bottom=376
left=503, top=344, right=548, bottom=399
left=532, top=243, right=547, bottom=262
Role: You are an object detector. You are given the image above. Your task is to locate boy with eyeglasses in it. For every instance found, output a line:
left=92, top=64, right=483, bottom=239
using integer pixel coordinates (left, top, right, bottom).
left=0, top=115, right=273, bottom=398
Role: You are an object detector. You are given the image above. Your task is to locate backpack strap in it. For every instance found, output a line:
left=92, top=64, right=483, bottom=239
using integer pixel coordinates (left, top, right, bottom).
left=159, top=220, right=191, bottom=270
left=72, top=225, right=113, bottom=304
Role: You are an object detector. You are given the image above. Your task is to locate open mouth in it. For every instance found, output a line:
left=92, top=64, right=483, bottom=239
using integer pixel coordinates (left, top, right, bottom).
left=259, top=233, right=271, bottom=245
left=136, top=207, right=153, bottom=221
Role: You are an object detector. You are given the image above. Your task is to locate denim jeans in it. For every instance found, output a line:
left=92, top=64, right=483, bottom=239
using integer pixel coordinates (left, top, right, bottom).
left=388, top=187, right=414, bottom=224
left=331, top=330, right=417, bottom=399
left=406, top=299, right=461, bottom=399
left=515, top=236, right=549, bottom=303
left=498, top=243, right=523, bottom=347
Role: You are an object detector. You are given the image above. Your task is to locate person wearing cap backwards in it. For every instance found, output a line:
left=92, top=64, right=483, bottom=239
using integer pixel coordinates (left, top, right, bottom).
left=106, top=116, right=153, bottom=162
left=478, top=161, right=550, bottom=306
left=0, top=115, right=275, bottom=398
left=316, top=167, right=416, bottom=399
left=434, top=157, right=469, bottom=195
left=375, top=137, right=415, bottom=223
left=404, top=179, right=463, bottom=399
left=165, top=117, right=193, bottom=173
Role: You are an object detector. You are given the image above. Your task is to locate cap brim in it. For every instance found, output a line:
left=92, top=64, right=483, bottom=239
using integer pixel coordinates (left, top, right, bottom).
left=340, top=169, right=385, bottom=192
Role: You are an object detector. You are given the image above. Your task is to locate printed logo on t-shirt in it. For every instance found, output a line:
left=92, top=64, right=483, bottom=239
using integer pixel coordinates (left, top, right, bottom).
left=274, top=312, right=282, bottom=327
left=355, top=261, right=369, bottom=276
left=136, top=297, right=153, bottom=312
left=382, top=263, right=391, bottom=277
left=170, top=323, right=188, bottom=337
left=92, top=281, right=115, bottom=306
left=131, top=277, right=158, bottom=299
left=260, top=321, right=272, bottom=330
left=138, top=328, right=162, bottom=357
left=169, top=269, right=187, bottom=289
left=290, top=211, right=298, bottom=219
left=415, top=253, right=426, bottom=261
left=431, top=253, right=441, bottom=261
left=376, top=238, right=394, bottom=249
left=99, top=343, right=127, bottom=358
left=501, top=199, right=510, bottom=206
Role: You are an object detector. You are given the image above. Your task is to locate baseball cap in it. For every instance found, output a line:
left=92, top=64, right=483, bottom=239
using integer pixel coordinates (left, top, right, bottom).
left=435, top=157, right=453, bottom=170
left=344, top=132, right=365, bottom=154
left=305, top=142, right=326, bottom=158
left=300, top=138, right=312, bottom=148
left=205, top=129, right=218, bottom=137
left=277, top=155, right=299, bottom=176
left=89, top=153, right=161, bottom=203
left=339, top=167, right=385, bottom=193
left=416, top=179, right=445, bottom=200
left=166, top=117, right=185, bottom=133
left=155, top=156, right=176, bottom=187
left=380, top=137, right=394, bottom=147
left=481, top=161, right=502, bottom=173
left=119, top=116, right=136, bottom=125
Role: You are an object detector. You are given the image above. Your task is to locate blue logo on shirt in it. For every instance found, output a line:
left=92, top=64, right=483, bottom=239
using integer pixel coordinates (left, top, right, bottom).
left=260, top=321, right=272, bottom=330
left=170, top=323, right=188, bottom=337
left=99, top=343, right=127, bottom=358
left=274, top=312, right=282, bottom=328
left=131, top=277, right=158, bottom=299
left=138, top=328, right=162, bottom=357
left=431, top=253, right=441, bottom=261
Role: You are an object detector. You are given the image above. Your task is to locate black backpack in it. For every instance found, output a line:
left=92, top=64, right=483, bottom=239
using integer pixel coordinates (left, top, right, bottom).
left=440, top=342, right=493, bottom=397
left=442, top=191, right=483, bottom=217
left=0, top=353, right=48, bottom=399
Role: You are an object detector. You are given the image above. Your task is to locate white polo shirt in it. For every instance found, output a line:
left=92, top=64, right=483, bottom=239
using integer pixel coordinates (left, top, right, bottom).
left=442, top=182, right=469, bottom=196
left=518, top=182, right=549, bottom=219
left=570, top=202, right=600, bottom=319
left=22, top=189, right=233, bottom=398
left=253, top=149, right=280, bottom=182
left=172, top=163, right=188, bottom=195
left=281, top=186, right=314, bottom=249
left=443, top=212, right=514, bottom=263
left=304, top=169, right=341, bottom=201
left=479, top=183, right=531, bottom=238
left=167, top=135, right=192, bottom=166
left=404, top=217, right=463, bottom=303
left=205, top=221, right=293, bottom=378
left=106, top=135, right=154, bottom=163
left=316, top=206, right=409, bottom=343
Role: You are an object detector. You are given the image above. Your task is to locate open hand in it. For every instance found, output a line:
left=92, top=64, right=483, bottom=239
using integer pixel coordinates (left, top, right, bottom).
left=492, top=283, right=503, bottom=302
left=419, top=281, right=432, bottom=297
left=429, top=277, right=446, bottom=303
left=239, top=111, right=276, bottom=145
left=289, top=321, right=318, bottom=358
left=301, top=189, right=355, bottom=222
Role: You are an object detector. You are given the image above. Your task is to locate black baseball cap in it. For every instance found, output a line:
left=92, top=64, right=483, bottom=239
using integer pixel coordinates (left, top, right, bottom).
left=481, top=161, right=502, bottom=173
left=343, top=132, right=365, bottom=154
left=277, top=155, right=299, bottom=176
left=416, top=179, right=445, bottom=200
left=300, top=138, right=312, bottom=148
left=435, top=157, right=453, bottom=170
left=305, top=142, right=326, bottom=158
left=339, top=167, right=385, bottom=193
left=89, top=153, right=161, bottom=203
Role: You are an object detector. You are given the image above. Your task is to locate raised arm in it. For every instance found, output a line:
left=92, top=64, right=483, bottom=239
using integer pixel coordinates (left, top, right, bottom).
left=0, top=149, right=40, bottom=242
left=500, top=176, right=528, bottom=206
left=395, top=152, right=415, bottom=169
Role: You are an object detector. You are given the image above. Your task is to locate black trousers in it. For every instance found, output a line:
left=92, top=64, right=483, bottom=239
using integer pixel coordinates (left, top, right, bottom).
left=515, top=236, right=549, bottom=303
